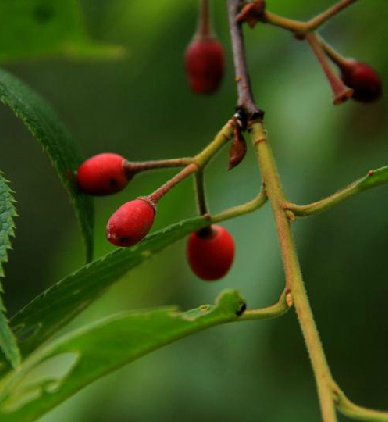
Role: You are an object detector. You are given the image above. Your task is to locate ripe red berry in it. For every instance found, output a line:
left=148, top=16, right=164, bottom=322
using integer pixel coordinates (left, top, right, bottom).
left=77, top=153, right=129, bottom=195
left=187, top=225, right=234, bottom=281
left=340, top=61, right=382, bottom=102
left=184, top=36, right=224, bottom=94
left=106, top=198, right=155, bottom=247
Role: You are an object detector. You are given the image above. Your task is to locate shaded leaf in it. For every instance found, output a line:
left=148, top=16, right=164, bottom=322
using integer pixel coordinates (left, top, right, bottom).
left=0, top=0, right=123, bottom=62
left=0, top=289, right=245, bottom=422
left=0, top=173, right=20, bottom=368
left=0, top=68, right=94, bottom=261
left=0, top=216, right=208, bottom=375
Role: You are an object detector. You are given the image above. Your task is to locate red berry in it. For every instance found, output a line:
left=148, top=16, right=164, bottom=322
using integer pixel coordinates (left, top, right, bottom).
left=106, top=198, right=155, bottom=247
left=77, top=153, right=128, bottom=195
left=341, top=61, right=382, bottom=103
left=187, top=225, right=234, bottom=281
left=184, top=36, right=224, bottom=94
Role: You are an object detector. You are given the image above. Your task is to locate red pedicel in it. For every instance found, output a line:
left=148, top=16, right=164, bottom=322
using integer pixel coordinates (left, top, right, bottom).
left=187, top=225, right=234, bottom=281
left=184, top=36, right=224, bottom=94
left=341, top=61, right=382, bottom=103
left=77, top=153, right=129, bottom=196
left=106, top=198, right=155, bottom=247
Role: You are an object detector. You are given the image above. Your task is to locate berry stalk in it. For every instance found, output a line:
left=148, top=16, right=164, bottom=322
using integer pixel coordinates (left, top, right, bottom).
left=305, top=32, right=352, bottom=105
left=147, top=163, right=198, bottom=204
left=198, top=0, right=211, bottom=38
left=123, top=157, right=193, bottom=176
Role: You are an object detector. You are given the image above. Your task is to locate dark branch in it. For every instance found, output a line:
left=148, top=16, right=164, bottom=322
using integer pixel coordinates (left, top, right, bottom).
left=226, top=0, right=263, bottom=119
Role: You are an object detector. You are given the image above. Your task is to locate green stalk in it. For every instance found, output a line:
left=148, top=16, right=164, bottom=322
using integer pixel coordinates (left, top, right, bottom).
left=251, top=122, right=337, bottom=422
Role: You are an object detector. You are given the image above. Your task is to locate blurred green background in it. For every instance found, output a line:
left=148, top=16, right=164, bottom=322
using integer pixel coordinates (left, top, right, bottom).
left=1, top=0, right=388, bottom=421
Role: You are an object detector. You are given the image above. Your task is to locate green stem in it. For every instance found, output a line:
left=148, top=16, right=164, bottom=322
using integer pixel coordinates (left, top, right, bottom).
left=334, top=386, right=388, bottom=421
left=194, top=170, right=209, bottom=216
left=147, top=120, right=233, bottom=203
left=250, top=122, right=337, bottom=422
left=212, top=189, right=267, bottom=223
left=194, top=120, right=234, bottom=167
left=284, top=166, right=388, bottom=217
left=238, top=290, right=290, bottom=321
left=306, top=0, right=359, bottom=32
left=264, top=11, right=307, bottom=34
left=264, top=0, right=359, bottom=35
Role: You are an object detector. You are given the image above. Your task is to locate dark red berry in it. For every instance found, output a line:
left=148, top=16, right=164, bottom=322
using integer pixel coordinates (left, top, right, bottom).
left=184, top=36, right=224, bottom=94
left=106, top=198, right=155, bottom=247
left=77, top=153, right=128, bottom=195
left=341, top=61, right=382, bottom=103
left=187, top=225, right=234, bottom=281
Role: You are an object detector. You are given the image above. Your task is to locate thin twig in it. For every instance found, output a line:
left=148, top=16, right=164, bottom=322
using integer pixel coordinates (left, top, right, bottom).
left=284, top=166, right=388, bottom=217
left=226, top=0, right=262, bottom=117
left=305, top=32, right=352, bottom=105
left=195, top=170, right=209, bottom=218
left=124, top=158, right=193, bottom=175
left=148, top=163, right=198, bottom=203
left=307, top=0, right=359, bottom=32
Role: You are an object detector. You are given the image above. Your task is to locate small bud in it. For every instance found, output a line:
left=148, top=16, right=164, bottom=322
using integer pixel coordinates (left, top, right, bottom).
left=106, top=198, right=156, bottom=247
left=184, top=36, right=224, bottom=94
left=340, top=61, right=382, bottom=103
left=77, top=153, right=129, bottom=196
left=228, top=125, right=247, bottom=170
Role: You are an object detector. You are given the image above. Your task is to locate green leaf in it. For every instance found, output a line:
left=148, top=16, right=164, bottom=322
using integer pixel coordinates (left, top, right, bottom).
left=0, top=216, right=207, bottom=374
left=0, top=68, right=94, bottom=262
left=0, top=289, right=245, bottom=422
left=0, top=173, right=20, bottom=368
left=0, top=0, right=123, bottom=62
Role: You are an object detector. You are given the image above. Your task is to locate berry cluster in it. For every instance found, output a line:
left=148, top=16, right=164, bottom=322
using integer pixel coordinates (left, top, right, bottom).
left=76, top=1, right=383, bottom=284
left=77, top=150, right=235, bottom=281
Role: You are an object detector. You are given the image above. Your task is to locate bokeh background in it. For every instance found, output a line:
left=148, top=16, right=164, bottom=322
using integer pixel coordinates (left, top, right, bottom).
left=1, top=0, right=388, bottom=421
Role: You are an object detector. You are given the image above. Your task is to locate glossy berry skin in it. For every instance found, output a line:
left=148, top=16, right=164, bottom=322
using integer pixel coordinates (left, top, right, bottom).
left=341, top=61, right=382, bottom=102
left=187, top=225, right=234, bottom=281
left=77, top=153, right=128, bottom=195
left=106, top=198, right=155, bottom=247
left=184, top=36, right=224, bottom=94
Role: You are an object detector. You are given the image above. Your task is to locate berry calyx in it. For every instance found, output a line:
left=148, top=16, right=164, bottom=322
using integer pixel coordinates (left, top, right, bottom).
left=340, top=61, right=382, bottom=103
left=77, top=153, right=129, bottom=196
left=187, top=225, right=234, bottom=281
left=106, top=198, right=156, bottom=247
left=184, top=36, right=224, bottom=94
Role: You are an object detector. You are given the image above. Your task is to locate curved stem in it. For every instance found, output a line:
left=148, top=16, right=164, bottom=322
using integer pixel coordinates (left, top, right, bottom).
left=306, top=0, right=359, bottom=32
left=238, top=290, right=290, bottom=322
left=212, top=189, right=267, bottom=223
left=284, top=166, right=388, bottom=217
left=264, top=11, right=307, bottom=33
left=251, top=122, right=337, bottom=422
left=263, top=0, right=359, bottom=36
left=334, top=385, right=388, bottom=421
